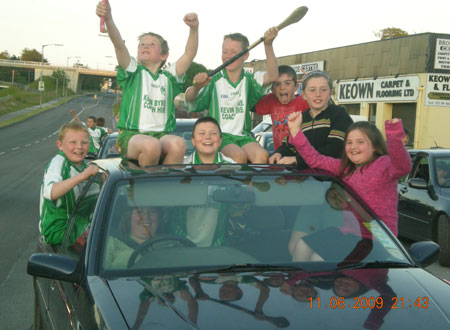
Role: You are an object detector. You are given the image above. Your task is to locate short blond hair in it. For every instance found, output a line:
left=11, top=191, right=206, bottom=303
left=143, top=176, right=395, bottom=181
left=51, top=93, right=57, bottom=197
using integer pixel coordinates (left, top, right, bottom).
left=138, top=32, right=169, bottom=67
left=58, top=121, right=89, bottom=141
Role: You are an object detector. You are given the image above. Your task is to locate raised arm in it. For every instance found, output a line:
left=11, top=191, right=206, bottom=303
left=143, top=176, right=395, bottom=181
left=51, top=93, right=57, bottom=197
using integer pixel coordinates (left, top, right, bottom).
left=175, top=13, right=199, bottom=77
left=262, top=27, right=279, bottom=86
left=96, top=1, right=130, bottom=70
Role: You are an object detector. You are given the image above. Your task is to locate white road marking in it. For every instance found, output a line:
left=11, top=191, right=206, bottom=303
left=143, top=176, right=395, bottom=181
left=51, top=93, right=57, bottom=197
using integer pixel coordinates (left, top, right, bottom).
left=25, top=144, right=31, bottom=147
left=0, top=152, right=5, bottom=156
left=11, top=147, right=20, bottom=151
left=34, top=141, right=40, bottom=144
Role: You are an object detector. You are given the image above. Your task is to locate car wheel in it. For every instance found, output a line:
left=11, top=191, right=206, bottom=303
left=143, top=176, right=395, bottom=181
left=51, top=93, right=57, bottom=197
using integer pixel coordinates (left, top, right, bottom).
left=438, top=214, right=450, bottom=266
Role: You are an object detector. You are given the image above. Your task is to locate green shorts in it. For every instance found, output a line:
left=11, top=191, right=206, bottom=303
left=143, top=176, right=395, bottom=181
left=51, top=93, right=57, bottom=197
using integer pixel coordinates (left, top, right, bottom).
left=220, top=133, right=256, bottom=149
left=117, top=130, right=167, bottom=158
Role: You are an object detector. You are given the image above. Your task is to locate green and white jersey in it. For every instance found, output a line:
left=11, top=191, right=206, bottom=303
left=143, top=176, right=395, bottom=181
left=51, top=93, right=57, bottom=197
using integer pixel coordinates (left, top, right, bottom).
left=186, top=69, right=269, bottom=136
left=183, top=151, right=235, bottom=164
left=117, top=57, right=184, bottom=133
left=88, top=126, right=107, bottom=151
left=39, top=152, right=90, bottom=245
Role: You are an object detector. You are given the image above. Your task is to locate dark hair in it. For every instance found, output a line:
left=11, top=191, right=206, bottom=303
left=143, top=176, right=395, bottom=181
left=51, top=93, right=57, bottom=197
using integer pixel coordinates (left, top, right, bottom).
left=302, top=71, right=333, bottom=91
left=403, top=128, right=410, bottom=136
left=340, top=121, right=388, bottom=178
left=223, top=33, right=249, bottom=50
left=96, top=117, right=105, bottom=127
left=278, top=65, right=297, bottom=84
left=192, top=117, right=222, bottom=137
left=88, top=116, right=96, bottom=122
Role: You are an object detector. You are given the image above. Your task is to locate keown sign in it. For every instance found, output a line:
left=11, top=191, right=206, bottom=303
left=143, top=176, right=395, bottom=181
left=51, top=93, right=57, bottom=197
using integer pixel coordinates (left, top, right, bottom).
left=425, top=73, right=450, bottom=107
left=434, top=38, right=450, bottom=70
left=291, top=61, right=324, bottom=74
left=336, top=76, right=420, bottom=103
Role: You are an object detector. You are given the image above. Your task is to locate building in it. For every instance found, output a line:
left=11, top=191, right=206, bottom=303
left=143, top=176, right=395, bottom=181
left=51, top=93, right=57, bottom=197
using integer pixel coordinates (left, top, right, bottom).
left=245, top=32, right=450, bottom=149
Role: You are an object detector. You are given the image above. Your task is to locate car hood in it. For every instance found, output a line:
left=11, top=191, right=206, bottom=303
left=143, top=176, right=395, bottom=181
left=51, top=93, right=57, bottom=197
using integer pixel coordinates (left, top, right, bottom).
left=106, top=268, right=450, bottom=329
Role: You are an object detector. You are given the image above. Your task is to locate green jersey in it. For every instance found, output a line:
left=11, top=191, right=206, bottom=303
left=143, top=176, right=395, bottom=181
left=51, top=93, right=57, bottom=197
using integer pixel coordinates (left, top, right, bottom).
left=39, top=152, right=93, bottom=245
left=183, top=151, right=235, bottom=164
left=117, top=57, right=184, bottom=133
left=88, top=126, right=107, bottom=153
left=186, top=69, right=269, bottom=136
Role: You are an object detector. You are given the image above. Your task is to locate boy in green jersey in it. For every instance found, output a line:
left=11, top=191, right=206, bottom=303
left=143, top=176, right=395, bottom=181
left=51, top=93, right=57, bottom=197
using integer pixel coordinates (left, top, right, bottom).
left=39, top=121, right=99, bottom=245
left=96, top=1, right=199, bottom=167
left=185, top=29, right=279, bottom=163
left=184, top=117, right=235, bottom=165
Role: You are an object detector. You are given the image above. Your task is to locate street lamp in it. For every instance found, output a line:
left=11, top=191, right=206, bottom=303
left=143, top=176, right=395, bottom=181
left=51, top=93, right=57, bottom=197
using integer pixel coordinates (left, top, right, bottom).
left=40, top=43, right=63, bottom=108
left=65, top=56, right=81, bottom=96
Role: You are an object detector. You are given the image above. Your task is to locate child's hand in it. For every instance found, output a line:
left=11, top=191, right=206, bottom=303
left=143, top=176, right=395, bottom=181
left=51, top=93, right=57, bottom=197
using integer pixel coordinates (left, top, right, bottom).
left=277, top=156, right=297, bottom=165
left=96, top=1, right=111, bottom=20
left=69, top=109, right=75, bottom=116
left=183, top=13, right=199, bottom=28
left=83, top=164, right=99, bottom=179
left=287, top=112, right=303, bottom=138
left=192, top=72, right=210, bottom=89
left=263, top=27, right=278, bottom=46
left=269, top=152, right=282, bottom=164
left=388, top=118, right=400, bottom=124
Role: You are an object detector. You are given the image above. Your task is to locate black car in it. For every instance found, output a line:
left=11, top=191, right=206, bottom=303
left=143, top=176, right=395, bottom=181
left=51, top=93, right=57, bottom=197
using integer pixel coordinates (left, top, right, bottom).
left=95, top=118, right=197, bottom=160
left=28, top=160, right=450, bottom=329
left=398, top=148, right=450, bottom=266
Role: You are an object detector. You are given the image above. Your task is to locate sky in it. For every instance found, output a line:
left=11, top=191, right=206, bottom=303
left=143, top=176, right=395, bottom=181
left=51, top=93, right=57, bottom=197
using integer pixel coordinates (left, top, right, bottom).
left=1, top=0, right=449, bottom=71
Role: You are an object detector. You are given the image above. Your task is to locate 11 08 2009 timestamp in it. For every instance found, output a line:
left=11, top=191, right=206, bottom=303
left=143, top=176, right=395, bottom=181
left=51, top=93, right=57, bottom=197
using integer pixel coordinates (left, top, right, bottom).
left=308, top=296, right=429, bottom=309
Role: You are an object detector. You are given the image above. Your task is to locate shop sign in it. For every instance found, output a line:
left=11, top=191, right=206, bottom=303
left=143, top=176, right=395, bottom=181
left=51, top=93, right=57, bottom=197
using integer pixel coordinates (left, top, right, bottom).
left=425, top=73, right=450, bottom=107
left=291, top=61, right=324, bottom=74
left=336, top=76, right=420, bottom=103
left=434, top=38, right=450, bottom=70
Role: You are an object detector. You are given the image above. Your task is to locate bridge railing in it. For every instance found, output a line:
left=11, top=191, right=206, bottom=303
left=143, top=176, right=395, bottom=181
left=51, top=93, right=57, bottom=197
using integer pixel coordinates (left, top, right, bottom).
left=0, top=59, right=49, bottom=66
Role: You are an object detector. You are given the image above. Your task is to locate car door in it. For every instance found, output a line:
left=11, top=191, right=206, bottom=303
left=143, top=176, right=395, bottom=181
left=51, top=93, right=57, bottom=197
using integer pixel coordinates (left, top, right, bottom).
left=46, top=174, right=102, bottom=329
left=398, top=153, right=437, bottom=240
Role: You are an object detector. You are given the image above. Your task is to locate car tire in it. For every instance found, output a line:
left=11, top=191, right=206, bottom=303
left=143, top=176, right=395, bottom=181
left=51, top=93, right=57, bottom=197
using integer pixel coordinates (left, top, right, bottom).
left=438, top=214, right=450, bottom=266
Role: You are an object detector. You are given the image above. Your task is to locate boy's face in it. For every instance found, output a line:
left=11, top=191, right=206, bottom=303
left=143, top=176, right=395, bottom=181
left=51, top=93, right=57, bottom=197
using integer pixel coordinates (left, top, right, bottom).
left=191, top=122, right=222, bottom=158
left=87, top=118, right=96, bottom=129
left=222, top=38, right=249, bottom=73
left=302, top=77, right=331, bottom=112
left=272, top=73, right=299, bottom=105
left=56, top=129, right=90, bottom=165
left=138, top=35, right=168, bottom=65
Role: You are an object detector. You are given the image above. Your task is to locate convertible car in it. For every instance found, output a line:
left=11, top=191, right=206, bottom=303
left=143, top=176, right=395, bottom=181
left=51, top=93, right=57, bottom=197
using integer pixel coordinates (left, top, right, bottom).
left=28, top=160, right=450, bottom=329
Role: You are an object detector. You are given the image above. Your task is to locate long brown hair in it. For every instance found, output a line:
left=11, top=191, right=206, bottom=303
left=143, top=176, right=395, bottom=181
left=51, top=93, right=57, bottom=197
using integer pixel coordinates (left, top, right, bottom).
left=339, top=121, right=388, bottom=178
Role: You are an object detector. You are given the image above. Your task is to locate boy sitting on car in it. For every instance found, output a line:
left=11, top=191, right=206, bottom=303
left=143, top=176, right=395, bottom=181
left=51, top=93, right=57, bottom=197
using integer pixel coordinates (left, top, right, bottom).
left=39, top=121, right=99, bottom=245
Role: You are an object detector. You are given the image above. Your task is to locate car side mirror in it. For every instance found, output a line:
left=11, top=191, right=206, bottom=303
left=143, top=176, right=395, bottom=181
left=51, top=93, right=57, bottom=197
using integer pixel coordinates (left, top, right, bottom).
left=409, top=241, right=440, bottom=267
left=85, top=152, right=97, bottom=160
left=408, top=178, right=428, bottom=189
left=27, top=253, right=81, bottom=283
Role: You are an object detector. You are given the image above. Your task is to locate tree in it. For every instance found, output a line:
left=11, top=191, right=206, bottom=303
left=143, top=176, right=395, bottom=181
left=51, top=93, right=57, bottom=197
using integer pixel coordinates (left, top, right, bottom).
left=374, top=27, right=408, bottom=40
left=183, top=61, right=208, bottom=91
left=0, top=50, right=10, bottom=59
left=21, top=48, right=45, bottom=62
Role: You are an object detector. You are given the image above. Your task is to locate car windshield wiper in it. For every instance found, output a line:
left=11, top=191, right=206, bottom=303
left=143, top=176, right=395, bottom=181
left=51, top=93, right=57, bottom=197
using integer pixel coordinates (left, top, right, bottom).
left=191, top=263, right=302, bottom=274
left=335, top=260, right=412, bottom=271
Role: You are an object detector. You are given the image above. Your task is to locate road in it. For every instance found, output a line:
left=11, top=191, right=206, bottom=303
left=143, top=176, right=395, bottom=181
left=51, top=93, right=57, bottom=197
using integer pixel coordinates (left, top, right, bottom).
left=0, top=94, right=116, bottom=330
left=0, top=94, right=448, bottom=329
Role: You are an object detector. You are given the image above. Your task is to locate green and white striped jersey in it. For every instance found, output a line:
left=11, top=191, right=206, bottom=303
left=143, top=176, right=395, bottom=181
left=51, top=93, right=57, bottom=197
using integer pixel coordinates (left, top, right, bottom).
left=117, top=57, right=184, bottom=133
left=186, top=69, right=269, bottom=136
left=39, top=152, right=90, bottom=244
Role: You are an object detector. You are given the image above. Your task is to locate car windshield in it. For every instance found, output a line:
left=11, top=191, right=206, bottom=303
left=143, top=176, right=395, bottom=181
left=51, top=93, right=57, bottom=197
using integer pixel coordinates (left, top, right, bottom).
left=100, top=169, right=409, bottom=275
left=434, top=156, right=450, bottom=188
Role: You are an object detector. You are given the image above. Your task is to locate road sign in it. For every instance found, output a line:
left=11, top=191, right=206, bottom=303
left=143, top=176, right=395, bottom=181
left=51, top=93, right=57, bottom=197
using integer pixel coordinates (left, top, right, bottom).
left=39, top=81, right=45, bottom=92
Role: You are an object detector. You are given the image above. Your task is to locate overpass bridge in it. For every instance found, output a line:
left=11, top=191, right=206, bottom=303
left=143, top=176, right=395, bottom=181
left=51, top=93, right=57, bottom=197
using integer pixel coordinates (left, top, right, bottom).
left=0, top=59, right=116, bottom=93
